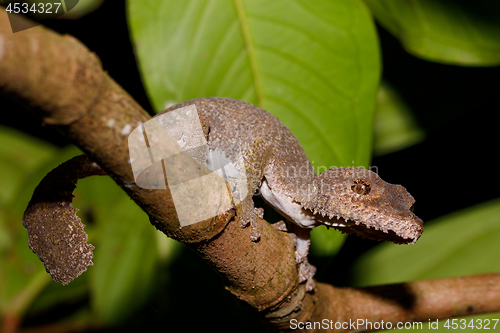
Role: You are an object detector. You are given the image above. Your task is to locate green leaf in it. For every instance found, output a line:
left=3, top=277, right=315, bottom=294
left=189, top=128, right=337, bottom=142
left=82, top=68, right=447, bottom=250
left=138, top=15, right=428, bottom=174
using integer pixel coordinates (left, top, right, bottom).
left=364, top=0, right=500, bottom=66
left=310, top=225, right=346, bottom=257
left=0, top=126, right=56, bottom=205
left=373, top=82, right=425, bottom=156
left=0, top=144, right=82, bottom=316
left=128, top=0, right=380, bottom=257
left=88, top=180, right=160, bottom=324
left=352, top=199, right=500, bottom=286
left=0, top=206, right=51, bottom=315
left=127, top=0, right=380, bottom=168
left=27, top=272, right=89, bottom=315
left=9, top=146, right=84, bottom=217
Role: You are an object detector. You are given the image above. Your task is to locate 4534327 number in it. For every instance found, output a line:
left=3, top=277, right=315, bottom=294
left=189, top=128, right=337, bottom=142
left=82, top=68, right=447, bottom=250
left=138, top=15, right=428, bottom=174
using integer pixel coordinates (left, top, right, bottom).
left=5, top=2, right=62, bottom=14
left=444, top=318, right=499, bottom=330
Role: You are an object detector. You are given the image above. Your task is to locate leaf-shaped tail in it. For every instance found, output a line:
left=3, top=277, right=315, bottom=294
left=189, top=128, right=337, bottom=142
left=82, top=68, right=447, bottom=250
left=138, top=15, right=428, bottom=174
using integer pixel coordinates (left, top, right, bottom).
left=22, top=154, right=107, bottom=285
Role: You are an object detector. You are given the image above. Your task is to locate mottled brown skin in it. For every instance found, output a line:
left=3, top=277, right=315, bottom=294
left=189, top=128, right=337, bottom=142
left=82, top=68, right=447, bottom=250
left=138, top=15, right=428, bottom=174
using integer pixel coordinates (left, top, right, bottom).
left=164, top=97, right=423, bottom=291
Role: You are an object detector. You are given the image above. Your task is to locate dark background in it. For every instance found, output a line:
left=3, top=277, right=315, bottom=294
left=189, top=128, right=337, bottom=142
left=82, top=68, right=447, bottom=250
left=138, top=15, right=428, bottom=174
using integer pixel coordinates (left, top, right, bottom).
left=1, top=0, right=498, bottom=331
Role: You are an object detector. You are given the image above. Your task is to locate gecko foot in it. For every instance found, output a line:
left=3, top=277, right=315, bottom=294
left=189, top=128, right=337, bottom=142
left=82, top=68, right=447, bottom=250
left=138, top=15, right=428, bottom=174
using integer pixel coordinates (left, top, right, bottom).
left=305, top=266, right=316, bottom=292
left=298, top=260, right=316, bottom=292
left=239, top=199, right=261, bottom=242
left=272, top=220, right=288, bottom=232
left=240, top=216, right=261, bottom=242
left=292, top=226, right=316, bottom=292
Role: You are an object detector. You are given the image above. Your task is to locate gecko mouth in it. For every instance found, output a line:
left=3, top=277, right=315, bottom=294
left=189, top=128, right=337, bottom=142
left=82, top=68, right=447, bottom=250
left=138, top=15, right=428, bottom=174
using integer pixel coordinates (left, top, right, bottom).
left=335, top=221, right=421, bottom=244
left=314, top=213, right=423, bottom=245
left=260, top=177, right=423, bottom=245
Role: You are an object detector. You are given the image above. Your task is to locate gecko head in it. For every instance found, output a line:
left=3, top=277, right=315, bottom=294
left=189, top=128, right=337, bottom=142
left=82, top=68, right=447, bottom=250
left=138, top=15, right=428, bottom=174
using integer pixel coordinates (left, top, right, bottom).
left=302, top=167, right=423, bottom=244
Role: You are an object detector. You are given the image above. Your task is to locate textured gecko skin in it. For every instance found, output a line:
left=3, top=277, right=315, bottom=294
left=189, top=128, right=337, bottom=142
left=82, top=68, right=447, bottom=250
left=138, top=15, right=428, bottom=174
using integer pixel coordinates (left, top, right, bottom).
left=164, top=97, right=423, bottom=291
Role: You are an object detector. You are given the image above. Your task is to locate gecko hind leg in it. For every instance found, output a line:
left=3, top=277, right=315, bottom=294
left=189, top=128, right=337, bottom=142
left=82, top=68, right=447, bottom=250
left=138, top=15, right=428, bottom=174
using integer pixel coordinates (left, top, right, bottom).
left=239, top=197, right=261, bottom=242
left=290, top=225, right=316, bottom=292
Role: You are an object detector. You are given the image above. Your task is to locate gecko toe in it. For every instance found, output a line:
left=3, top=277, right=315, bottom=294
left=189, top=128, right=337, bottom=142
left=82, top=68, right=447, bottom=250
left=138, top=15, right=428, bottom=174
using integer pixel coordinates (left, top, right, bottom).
left=254, top=207, right=264, bottom=219
left=250, top=227, right=261, bottom=242
left=305, top=278, right=316, bottom=292
left=272, top=220, right=288, bottom=232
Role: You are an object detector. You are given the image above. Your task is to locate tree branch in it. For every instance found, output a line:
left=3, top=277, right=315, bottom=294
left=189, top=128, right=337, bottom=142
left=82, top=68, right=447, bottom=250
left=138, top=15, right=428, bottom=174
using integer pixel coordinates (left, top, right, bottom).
left=2, top=11, right=499, bottom=332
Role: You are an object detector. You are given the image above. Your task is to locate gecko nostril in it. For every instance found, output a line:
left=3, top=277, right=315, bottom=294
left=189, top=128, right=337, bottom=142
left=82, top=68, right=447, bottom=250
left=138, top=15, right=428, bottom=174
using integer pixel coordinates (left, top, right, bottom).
left=351, top=180, right=371, bottom=195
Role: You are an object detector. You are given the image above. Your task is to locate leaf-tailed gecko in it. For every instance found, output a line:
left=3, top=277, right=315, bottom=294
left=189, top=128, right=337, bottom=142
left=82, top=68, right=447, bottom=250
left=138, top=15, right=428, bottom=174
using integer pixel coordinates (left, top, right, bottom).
left=164, top=97, right=424, bottom=292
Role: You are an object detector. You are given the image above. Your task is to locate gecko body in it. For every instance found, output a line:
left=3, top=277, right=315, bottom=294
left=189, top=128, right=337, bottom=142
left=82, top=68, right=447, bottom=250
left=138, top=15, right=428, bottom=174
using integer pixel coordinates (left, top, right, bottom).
left=164, top=97, right=423, bottom=291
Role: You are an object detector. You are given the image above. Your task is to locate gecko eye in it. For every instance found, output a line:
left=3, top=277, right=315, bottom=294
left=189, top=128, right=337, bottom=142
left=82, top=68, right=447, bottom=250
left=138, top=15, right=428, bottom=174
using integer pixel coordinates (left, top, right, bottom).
left=351, top=180, right=371, bottom=195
